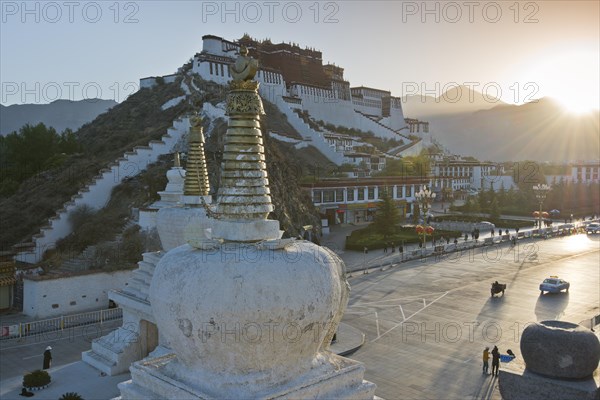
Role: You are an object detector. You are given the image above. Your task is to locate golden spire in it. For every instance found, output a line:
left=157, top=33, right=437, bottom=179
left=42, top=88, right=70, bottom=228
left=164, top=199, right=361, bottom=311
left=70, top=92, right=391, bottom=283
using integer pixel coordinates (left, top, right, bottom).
left=183, top=116, right=210, bottom=197
left=216, top=50, right=273, bottom=221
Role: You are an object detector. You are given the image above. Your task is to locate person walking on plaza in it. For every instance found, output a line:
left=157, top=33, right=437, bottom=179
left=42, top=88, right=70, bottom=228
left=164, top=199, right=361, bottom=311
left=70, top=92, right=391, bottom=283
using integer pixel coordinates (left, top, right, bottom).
left=43, top=346, right=52, bottom=370
left=482, top=347, right=490, bottom=375
left=491, top=345, right=500, bottom=376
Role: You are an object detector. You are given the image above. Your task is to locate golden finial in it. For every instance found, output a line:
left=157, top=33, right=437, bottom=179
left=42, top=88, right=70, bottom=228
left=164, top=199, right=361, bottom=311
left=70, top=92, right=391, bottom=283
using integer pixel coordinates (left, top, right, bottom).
left=231, top=45, right=258, bottom=82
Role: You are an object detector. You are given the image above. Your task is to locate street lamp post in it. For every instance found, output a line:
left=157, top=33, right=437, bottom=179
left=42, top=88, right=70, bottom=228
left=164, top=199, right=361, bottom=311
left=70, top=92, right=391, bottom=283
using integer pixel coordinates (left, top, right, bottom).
left=415, top=185, right=436, bottom=249
left=533, top=184, right=551, bottom=234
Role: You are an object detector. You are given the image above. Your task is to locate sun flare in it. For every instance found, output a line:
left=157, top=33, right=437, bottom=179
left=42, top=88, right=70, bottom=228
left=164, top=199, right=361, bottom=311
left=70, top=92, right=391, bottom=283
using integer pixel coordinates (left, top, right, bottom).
left=519, top=47, right=599, bottom=114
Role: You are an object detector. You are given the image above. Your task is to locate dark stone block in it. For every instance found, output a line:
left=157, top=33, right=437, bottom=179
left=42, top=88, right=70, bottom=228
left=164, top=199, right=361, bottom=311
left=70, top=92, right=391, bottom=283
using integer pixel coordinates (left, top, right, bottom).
left=521, top=320, right=600, bottom=379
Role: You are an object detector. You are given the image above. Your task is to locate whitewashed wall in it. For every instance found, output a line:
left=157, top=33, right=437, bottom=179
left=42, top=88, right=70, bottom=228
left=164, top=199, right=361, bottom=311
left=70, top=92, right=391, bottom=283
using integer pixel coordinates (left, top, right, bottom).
left=23, top=270, right=131, bottom=319
left=273, top=97, right=345, bottom=165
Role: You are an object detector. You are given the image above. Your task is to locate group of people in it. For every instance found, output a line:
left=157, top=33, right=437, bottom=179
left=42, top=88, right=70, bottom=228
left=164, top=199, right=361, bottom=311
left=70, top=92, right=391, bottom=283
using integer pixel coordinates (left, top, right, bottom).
left=482, top=346, right=515, bottom=376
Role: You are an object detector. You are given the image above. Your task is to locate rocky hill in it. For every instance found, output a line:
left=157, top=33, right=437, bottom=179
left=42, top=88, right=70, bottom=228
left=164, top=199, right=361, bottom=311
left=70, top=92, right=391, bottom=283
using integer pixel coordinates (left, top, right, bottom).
left=1, top=99, right=118, bottom=136
left=1, top=75, right=322, bottom=257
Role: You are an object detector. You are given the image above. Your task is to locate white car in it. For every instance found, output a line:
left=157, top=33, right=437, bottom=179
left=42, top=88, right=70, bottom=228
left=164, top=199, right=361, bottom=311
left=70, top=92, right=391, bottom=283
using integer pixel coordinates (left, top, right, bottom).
left=587, top=223, right=600, bottom=234
left=539, top=276, right=570, bottom=294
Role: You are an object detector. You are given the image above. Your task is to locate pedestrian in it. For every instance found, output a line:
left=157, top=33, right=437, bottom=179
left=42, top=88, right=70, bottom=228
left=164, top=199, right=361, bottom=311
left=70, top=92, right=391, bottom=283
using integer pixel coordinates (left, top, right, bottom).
left=464, top=233, right=468, bottom=241
left=454, top=238, right=458, bottom=245
left=482, top=346, right=490, bottom=375
left=43, top=346, right=52, bottom=370
left=491, top=345, right=500, bottom=376
left=446, top=237, right=450, bottom=244
left=383, top=243, right=387, bottom=254
left=391, top=243, right=395, bottom=253
left=364, top=246, right=368, bottom=254
left=19, top=388, right=34, bottom=397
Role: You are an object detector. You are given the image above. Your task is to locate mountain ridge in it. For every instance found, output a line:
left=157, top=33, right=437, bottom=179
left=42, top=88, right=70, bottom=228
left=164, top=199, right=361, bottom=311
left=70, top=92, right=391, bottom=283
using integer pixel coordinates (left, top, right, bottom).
left=1, top=99, right=118, bottom=136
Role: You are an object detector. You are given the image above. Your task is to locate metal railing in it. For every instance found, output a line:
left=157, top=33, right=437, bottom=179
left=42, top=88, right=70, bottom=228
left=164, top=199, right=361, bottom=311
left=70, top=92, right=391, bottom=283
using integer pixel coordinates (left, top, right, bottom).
left=0, top=307, right=122, bottom=340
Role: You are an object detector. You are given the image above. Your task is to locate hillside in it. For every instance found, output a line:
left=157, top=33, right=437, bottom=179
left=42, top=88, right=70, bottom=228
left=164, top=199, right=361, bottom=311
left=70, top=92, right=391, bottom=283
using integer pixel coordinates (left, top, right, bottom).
left=1, top=75, right=322, bottom=255
left=427, top=98, right=600, bottom=161
left=1, top=99, right=118, bottom=136
left=402, top=85, right=508, bottom=119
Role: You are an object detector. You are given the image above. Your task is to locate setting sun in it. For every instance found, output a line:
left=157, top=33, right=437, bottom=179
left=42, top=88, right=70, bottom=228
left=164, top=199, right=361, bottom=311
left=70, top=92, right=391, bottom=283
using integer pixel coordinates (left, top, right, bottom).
left=519, top=47, right=599, bottom=114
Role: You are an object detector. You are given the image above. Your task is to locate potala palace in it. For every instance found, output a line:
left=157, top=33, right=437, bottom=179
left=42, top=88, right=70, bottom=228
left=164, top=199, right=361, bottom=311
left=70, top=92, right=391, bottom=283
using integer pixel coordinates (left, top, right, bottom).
left=141, top=34, right=431, bottom=168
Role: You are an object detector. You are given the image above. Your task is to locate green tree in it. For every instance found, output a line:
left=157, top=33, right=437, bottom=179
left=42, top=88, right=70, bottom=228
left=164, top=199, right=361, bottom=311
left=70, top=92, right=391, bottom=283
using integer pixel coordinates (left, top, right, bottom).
left=59, top=128, right=81, bottom=154
left=489, top=197, right=500, bottom=219
left=373, top=190, right=400, bottom=238
left=412, top=201, right=421, bottom=224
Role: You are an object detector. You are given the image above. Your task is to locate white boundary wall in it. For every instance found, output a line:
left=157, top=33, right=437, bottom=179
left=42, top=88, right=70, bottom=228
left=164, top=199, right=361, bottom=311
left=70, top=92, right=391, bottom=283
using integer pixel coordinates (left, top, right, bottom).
left=23, top=270, right=131, bottom=319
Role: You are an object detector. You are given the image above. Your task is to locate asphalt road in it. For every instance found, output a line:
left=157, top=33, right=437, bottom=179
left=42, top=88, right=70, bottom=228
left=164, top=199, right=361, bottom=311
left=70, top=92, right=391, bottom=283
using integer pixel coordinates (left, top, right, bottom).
left=0, top=319, right=122, bottom=383
left=343, top=234, right=600, bottom=399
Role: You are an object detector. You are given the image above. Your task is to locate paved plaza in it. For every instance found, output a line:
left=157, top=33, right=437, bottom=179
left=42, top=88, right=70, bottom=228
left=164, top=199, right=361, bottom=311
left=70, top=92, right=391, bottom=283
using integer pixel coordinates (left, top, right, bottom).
left=1, top=231, right=598, bottom=399
left=342, top=234, right=600, bottom=399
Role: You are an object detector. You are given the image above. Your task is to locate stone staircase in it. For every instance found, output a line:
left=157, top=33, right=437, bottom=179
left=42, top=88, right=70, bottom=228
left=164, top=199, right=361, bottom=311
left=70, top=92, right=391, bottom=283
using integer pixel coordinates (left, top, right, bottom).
left=82, top=251, right=163, bottom=375
left=354, top=110, right=411, bottom=141
left=123, top=251, right=161, bottom=302
left=82, top=326, right=142, bottom=375
left=14, top=117, right=190, bottom=265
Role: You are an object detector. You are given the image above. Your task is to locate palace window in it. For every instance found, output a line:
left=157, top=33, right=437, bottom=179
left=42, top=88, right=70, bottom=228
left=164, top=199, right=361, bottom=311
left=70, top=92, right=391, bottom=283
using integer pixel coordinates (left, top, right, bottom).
left=347, top=189, right=355, bottom=202
left=357, top=188, right=365, bottom=201
left=323, top=190, right=335, bottom=203
left=368, top=187, right=375, bottom=200
left=313, top=190, right=322, bottom=203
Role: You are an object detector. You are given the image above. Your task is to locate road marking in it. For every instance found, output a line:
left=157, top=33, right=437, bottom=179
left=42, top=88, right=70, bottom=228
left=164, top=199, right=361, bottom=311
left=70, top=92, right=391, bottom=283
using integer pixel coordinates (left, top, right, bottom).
left=22, top=354, right=42, bottom=360
left=371, top=291, right=449, bottom=342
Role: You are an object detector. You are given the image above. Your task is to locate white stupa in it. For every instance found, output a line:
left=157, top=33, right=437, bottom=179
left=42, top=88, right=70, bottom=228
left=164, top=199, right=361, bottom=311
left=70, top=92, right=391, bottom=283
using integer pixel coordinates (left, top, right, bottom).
left=117, top=47, right=377, bottom=399
left=156, top=117, right=213, bottom=251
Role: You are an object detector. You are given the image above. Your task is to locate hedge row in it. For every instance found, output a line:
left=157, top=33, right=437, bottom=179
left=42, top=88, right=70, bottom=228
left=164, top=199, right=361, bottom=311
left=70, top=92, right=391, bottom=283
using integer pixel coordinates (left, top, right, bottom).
left=346, top=225, right=461, bottom=251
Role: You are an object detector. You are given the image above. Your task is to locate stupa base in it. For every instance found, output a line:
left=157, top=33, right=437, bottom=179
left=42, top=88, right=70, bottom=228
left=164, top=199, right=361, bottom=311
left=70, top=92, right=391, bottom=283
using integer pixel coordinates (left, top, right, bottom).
left=117, top=352, right=377, bottom=400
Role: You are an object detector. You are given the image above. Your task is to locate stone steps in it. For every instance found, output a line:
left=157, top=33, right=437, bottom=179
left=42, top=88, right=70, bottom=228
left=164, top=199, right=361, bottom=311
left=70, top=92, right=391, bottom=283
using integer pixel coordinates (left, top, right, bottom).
left=81, top=349, right=117, bottom=376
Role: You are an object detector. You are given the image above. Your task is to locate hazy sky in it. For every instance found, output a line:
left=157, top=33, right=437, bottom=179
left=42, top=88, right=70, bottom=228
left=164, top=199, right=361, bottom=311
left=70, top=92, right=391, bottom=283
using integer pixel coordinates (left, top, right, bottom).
left=1, top=1, right=598, bottom=111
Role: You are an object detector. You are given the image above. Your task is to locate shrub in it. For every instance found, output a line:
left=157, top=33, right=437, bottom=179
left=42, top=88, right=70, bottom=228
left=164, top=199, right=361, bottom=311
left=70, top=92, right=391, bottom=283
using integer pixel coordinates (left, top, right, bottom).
left=68, top=204, right=97, bottom=231
left=60, top=393, right=84, bottom=400
left=22, top=370, right=51, bottom=388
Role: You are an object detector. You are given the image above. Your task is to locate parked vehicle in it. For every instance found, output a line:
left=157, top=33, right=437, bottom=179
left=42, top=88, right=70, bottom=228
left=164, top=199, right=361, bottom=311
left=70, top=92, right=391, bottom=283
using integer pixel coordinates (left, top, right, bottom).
left=539, top=276, right=570, bottom=294
left=586, top=223, right=600, bottom=234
